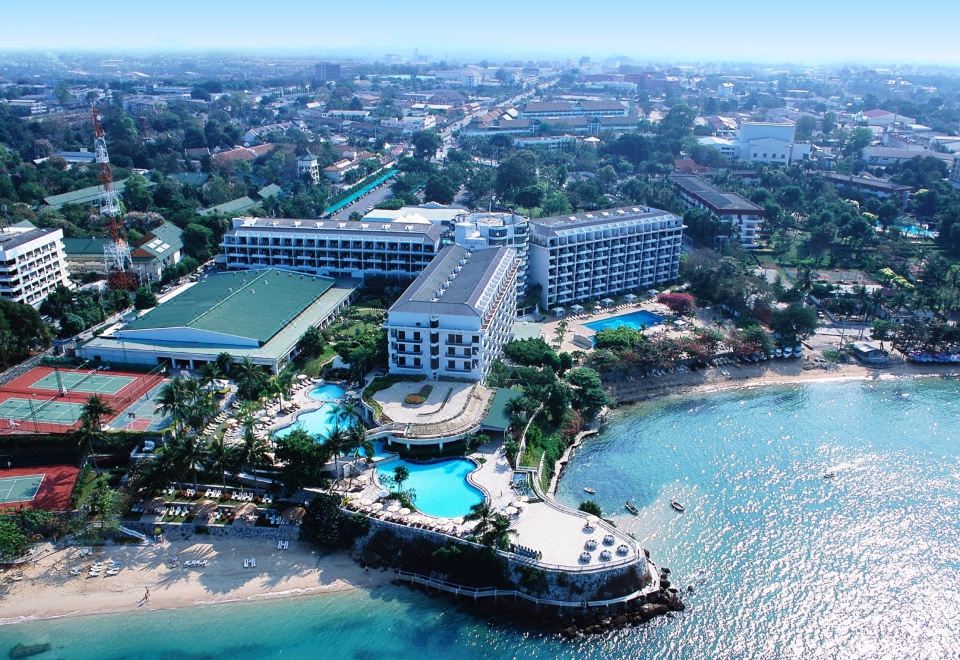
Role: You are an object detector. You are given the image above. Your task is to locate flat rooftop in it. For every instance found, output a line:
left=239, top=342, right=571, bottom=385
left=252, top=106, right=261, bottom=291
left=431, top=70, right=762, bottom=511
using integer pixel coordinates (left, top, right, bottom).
left=670, top=174, right=764, bottom=212
left=230, top=216, right=444, bottom=241
left=121, top=269, right=334, bottom=345
left=532, top=206, right=678, bottom=235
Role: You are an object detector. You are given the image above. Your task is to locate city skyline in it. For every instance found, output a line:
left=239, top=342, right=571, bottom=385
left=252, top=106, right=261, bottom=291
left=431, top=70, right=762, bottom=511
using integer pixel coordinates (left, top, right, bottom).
left=2, top=0, right=960, bottom=66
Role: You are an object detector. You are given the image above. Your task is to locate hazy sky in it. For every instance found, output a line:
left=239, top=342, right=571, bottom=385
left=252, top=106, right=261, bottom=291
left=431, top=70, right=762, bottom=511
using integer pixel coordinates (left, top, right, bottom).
left=3, top=0, right=959, bottom=65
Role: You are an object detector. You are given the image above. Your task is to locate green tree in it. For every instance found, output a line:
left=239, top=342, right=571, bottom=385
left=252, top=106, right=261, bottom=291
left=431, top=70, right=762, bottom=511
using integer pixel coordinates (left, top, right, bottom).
left=0, top=517, right=30, bottom=561
left=423, top=174, right=458, bottom=204
left=464, top=500, right=495, bottom=536
left=479, top=514, right=514, bottom=550
left=578, top=500, right=603, bottom=517
left=870, top=319, right=894, bottom=350
left=122, top=173, right=152, bottom=212
left=822, top=112, right=837, bottom=135
left=770, top=304, right=819, bottom=342
left=134, top=287, right=158, bottom=310
left=206, top=435, right=237, bottom=489
left=564, top=367, right=610, bottom=418
left=391, top=464, right=410, bottom=492
left=412, top=130, right=443, bottom=160
left=276, top=427, right=331, bottom=490
left=495, top=151, right=538, bottom=197
left=232, top=357, right=268, bottom=400
left=238, top=420, right=273, bottom=492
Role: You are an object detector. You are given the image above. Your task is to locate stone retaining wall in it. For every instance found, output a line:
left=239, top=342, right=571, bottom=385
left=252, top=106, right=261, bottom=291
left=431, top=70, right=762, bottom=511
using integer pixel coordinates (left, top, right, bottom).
left=124, top=520, right=301, bottom=542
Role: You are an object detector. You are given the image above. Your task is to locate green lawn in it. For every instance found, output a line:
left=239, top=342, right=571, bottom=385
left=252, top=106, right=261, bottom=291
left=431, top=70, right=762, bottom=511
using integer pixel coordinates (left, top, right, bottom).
left=73, top=467, right=124, bottom=507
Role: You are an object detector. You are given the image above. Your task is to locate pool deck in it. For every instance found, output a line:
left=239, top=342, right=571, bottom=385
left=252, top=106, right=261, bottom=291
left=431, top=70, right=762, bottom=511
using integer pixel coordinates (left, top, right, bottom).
left=542, top=302, right=673, bottom=353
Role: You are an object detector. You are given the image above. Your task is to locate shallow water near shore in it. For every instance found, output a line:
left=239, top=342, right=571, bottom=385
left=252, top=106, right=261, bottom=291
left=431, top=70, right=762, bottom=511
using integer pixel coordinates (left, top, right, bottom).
left=3, top=378, right=960, bottom=658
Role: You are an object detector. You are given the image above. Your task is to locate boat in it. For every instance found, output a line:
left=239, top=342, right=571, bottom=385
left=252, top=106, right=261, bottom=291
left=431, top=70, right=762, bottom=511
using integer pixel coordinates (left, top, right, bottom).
left=583, top=487, right=596, bottom=495
left=670, top=500, right=686, bottom=512
left=625, top=500, right=640, bottom=515
left=822, top=471, right=836, bottom=480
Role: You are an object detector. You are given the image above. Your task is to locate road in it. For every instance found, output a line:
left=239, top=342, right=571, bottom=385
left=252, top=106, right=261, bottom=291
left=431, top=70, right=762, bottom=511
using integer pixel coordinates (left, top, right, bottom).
left=329, top=182, right=396, bottom=221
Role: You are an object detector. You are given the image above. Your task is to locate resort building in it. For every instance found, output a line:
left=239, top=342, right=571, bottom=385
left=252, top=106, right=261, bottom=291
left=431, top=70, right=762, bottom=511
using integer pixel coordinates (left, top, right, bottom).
left=77, top=269, right=356, bottom=373
left=360, top=204, right=467, bottom=227
left=822, top=173, right=915, bottom=208
left=453, top=212, right=530, bottom=294
left=219, top=217, right=442, bottom=280
left=670, top=174, right=765, bottom=247
left=0, top=222, right=71, bottom=307
left=734, top=122, right=810, bottom=165
left=385, top=245, right=518, bottom=381
left=527, top=206, right=682, bottom=309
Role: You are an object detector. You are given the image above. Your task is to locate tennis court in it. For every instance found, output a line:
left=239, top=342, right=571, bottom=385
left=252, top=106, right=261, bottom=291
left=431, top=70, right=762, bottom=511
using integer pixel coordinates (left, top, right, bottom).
left=0, top=474, right=43, bottom=503
left=31, top=371, right=135, bottom=395
left=0, top=397, right=86, bottom=426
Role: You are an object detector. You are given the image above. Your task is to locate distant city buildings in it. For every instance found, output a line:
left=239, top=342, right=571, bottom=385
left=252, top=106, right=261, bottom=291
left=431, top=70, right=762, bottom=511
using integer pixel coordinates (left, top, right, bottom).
left=386, top=245, right=518, bottom=381
left=0, top=222, right=71, bottom=307
left=670, top=174, right=765, bottom=247
left=527, top=206, right=683, bottom=309
left=314, top=61, right=342, bottom=82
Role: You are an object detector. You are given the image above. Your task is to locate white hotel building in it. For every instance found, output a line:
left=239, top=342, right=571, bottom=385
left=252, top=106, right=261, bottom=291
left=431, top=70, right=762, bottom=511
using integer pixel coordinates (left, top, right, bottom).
left=218, top=217, right=442, bottom=279
left=528, top=207, right=682, bottom=309
left=386, top=245, right=518, bottom=381
left=0, top=222, right=71, bottom=307
left=453, top=212, right=530, bottom=294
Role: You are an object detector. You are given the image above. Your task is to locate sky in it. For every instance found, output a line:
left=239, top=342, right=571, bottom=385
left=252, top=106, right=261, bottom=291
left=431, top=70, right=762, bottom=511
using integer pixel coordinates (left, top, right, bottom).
left=2, top=0, right=960, bottom=65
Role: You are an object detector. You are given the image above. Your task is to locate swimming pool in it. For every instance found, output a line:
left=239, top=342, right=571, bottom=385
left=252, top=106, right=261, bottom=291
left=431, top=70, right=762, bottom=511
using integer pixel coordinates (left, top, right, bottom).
left=273, top=384, right=346, bottom=441
left=376, top=457, right=485, bottom=518
left=585, top=309, right=664, bottom=333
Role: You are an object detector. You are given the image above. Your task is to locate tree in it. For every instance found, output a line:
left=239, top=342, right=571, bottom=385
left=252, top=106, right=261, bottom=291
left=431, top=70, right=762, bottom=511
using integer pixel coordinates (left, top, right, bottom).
left=301, top=493, right=369, bottom=551
left=495, top=151, right=538, bottom=197
left=464, top=500, right=495, bottom=536
left=323, top=424, right=349, bottom=482
left=345, top=422, right=374, bottom=484
left=134, top=287, right=158, bottom=310
left=215, top=352, right=233, bottom=376
left=0, top=517, right=30, bottom=561
left=579, top=500, right=603, bottom=517
left=182, top=223, right=215, bottom=261
left=503, top=338, right=561, bottom=371
left=276, top=428, right=330, bottom=490
left=391, top=464, right=410, bottom=492
left=564, top=367, right=610, bottom=418
left=122, top=173, right=152, bottom=212
left=206, top=434, right=237, bottom=489
left=795, top=116, right=817, bottom=141
left=297, top=327, right=324, bottom=358
left=657, top=292, right=697, bottom=315
left=870, top=319, right=894, bottom=351
left=822, top=112, right=837, bottom=135
left=80, top=395, right=114, bottom=434
left=232, top=357, right=268, bottom=400
left=770, top=304, right=819, bottom=342
left=843, top=127, right=874, bottom=159
left=412, top=130, right=442, bottom=160
left=480, top=514, right=514, bottom=550
left=170, top=435, right=208, bottom=490
left=423, top=173, right=457, bottom=204
left=238, top=420, right=273, bottom=491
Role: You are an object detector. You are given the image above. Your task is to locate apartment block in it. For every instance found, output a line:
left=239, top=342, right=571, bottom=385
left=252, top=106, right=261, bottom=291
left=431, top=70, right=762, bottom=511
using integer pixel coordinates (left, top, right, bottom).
left=219, top=217, right=442, bottom=279
left=0, top=223, right=71, bottom=307
left=528, top=206, right=682, bottom=309
left=386, top=245, right=518, bottom=381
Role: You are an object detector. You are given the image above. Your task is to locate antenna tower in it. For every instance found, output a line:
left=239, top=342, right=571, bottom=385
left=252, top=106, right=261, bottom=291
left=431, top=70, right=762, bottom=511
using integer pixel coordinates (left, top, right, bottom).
left=92, top=107, right=137, bottom=289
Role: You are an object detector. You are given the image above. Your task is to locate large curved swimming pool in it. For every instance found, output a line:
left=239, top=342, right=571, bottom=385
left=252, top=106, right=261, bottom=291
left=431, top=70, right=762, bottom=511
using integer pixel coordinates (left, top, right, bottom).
left=376, top=457, right=485, bottom=518
left=272, top=384, right=346, bottom=441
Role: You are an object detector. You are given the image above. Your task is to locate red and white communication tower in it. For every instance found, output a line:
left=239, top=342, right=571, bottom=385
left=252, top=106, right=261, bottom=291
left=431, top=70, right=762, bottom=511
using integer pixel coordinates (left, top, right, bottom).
left=92, top=107, right=137, bottom=289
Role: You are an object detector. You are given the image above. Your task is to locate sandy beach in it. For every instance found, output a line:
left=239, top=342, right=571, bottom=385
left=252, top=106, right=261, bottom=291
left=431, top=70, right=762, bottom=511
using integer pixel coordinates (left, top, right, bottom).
left=0, top=537, right=390, bottom=625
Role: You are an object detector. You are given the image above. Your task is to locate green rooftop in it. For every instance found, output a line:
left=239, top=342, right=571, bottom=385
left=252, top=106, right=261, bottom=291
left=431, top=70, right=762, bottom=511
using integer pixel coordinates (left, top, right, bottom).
left=481, top=387, right=524, bottom=432
left=62, top=236, right=109, bottom=256
left=44, top=178, right=155, bottom=209
left=121, top=269, right=334, bottom=345
left=199, top=196, right=259, bottom=216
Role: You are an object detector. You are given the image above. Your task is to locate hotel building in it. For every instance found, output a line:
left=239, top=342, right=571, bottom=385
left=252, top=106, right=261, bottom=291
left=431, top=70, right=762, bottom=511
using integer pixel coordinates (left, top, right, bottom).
left=528, top=206, right=682, bottom=309
left=386, top=245, right=518, bottom=381
left=453, top=212, right=530, bottom=294
left=670, top=174, right=765, bottom=247
left=218, top=217, right=442, bottom=279
left=0, top=222, right=71, bottom=307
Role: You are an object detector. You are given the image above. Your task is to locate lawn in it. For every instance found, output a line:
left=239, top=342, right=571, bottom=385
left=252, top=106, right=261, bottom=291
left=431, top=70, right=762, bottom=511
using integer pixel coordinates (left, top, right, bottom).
left=73, top=467, right=124, bottom=507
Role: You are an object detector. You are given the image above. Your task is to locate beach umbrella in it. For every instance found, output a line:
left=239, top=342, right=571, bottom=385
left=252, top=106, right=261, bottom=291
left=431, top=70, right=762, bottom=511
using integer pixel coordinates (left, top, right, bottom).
left=370, top=502, right=384, bottom=511
left=625, top=293, right=638, bottom=303
left=600, top=297, right=614, bottom=307
left=570, top=304, right=584, bottom=313
left=387, top=503, right=401, bottom=513
left=504, top=506, right=518, bottom=516
left=398, top=508, right=411, bottom=516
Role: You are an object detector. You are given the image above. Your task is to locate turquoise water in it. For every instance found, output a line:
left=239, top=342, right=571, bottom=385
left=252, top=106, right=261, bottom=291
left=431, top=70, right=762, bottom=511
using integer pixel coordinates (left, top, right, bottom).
left=585, top=310, right=664, bottom=333
left=376, top=457, right=485, bottom=518
left=272, top=385, right=346, bottom=441
left=5, top=379, right=960, bottom=658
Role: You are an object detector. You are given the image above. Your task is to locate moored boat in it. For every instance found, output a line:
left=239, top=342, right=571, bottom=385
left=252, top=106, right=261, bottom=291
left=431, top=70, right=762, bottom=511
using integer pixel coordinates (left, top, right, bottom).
left=670, top=499, right=685, bottom=512
left=625, top=500, right=640, bottom=515
left=584, top=487, right=596, bottom=494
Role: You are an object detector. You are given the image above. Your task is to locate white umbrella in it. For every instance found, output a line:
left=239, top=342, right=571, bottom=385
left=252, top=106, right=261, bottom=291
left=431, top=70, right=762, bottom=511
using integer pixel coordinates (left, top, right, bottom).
left=387, top=503, right=401, bottom=513
left=370, top=502, right=383, bottom=511
left=504, top=506, right=518, bottom=516
left=398, top=508, right=411, bottom=516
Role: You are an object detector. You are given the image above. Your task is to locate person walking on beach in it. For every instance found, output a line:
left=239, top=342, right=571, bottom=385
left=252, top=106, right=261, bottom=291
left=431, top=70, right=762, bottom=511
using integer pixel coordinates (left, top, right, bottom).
left=143, top=587, right=150, bottom=604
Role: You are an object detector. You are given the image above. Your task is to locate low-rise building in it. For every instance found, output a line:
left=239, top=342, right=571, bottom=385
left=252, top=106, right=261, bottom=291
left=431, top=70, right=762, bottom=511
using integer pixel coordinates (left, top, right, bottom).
left=0, top=222, right=71, bottom=307
left=130, top=221, right=183, bottom=281
left=385, top=245, right=518, bottom=381
left=219, top=217, right=442, bottom=279
left=77, top=269, right=356, bottom=374
left=822, top=173, right=915, bottom=207
left=735, top=122, right=810, bottom=165
left=528, top=206, right=683, bottom=309
left=453, top=212, right=530, bottom=294
left=670, top=174, right=765, bottom=247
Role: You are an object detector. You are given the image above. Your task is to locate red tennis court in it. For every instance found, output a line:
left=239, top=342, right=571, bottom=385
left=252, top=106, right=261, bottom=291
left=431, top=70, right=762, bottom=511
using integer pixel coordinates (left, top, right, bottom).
left=0, top=464, right=79, bottom=511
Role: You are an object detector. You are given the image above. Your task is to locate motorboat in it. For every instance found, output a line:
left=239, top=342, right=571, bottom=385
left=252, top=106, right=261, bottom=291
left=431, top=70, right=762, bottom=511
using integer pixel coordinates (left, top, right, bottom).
left=625, top=501, right=640, bottom=515
left=822, top=471, right=836, bottom=480
left=670, top=500, right=686, bottom=512
left=584, top=487, right=596, bottom=495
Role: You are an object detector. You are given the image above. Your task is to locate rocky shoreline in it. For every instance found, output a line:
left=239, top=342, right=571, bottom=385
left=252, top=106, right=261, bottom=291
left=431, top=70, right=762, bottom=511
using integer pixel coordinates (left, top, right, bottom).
left=390, top=562, right=685, bottom=637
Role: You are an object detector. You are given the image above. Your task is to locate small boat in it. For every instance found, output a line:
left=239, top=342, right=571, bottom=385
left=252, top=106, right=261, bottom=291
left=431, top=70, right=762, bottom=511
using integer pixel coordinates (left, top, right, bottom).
left=625, top=501, right=640, bottom=515
left=584, top=487, right=596, bottom=495
left=670, top=500, right=685, bottom=512
left=822, top=471, right=836, bottom=480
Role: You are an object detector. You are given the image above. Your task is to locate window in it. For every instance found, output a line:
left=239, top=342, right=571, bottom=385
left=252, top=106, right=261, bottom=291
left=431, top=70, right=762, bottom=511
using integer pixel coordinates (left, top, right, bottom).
left=399, top=356, right=407, bottom=366
left=447, top=360, right=455, bottom=370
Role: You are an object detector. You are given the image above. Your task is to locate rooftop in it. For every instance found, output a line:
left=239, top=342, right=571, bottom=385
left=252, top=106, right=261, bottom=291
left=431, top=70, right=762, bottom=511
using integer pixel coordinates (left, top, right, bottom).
left=390, top=245, right=515, bottom=317
left=228, top=216, right=444, bottom=241
left=0, top=224, right=59, bottom=252
left=532, top=205, right=679, bottom=236
left=480, top=387, right=524, bottom=432
left=132, top=221, right=183, bottom=262
left=44, top=178, right=154, bottom=209
left=823, top=173, right=915, bottom=193
left=119, top=269, right=334, bottom=346
left=670, top=174, right=764, bottom=212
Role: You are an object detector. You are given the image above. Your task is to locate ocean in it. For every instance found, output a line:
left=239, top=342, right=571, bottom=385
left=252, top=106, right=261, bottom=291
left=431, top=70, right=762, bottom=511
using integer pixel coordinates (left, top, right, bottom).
left=3, top=378, right=959, bottom=659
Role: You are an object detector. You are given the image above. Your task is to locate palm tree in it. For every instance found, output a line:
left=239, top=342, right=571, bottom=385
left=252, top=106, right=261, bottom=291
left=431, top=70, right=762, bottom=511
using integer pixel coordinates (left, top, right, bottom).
left=345, top=422, right=374, bottom=485
left=171, top=435, right=208, bottom=491
left=464, top=501, right=495, bottom=535
left=391, top=464, right=410, bottom=492
left=333, top=400, right=359, bottom=426
left=267, top=371, right=294, bottom=410
left=79, top=395, right=114, bottom=476
left=215, top=352, right=233, bottom=377
left=155, top=376, right=191, bottom=437
left=206, top=435, right=237, bottom=489
left=233, top=357, right=267, bottom=401
left=322, top=423, right=349, bottom=482
left=480, top=514, right=515, bottom=550
left=238, top=423, right=272, bottom=494
left=197, top=362, right=222, bottom=387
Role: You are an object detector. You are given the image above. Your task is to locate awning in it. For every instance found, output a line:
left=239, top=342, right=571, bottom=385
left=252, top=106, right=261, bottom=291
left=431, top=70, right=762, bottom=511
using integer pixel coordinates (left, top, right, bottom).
left=570, top=304, right=585, bottom=313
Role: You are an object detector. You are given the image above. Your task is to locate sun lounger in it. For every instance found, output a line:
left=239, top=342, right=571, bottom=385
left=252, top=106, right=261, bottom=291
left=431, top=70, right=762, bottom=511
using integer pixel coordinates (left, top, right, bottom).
left=243, top=558, right=250, bottom=568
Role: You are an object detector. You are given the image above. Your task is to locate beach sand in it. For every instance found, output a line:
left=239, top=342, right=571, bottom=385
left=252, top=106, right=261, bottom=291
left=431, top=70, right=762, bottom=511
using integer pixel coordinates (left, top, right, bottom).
left=0, top=537, right=390, bottom=625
